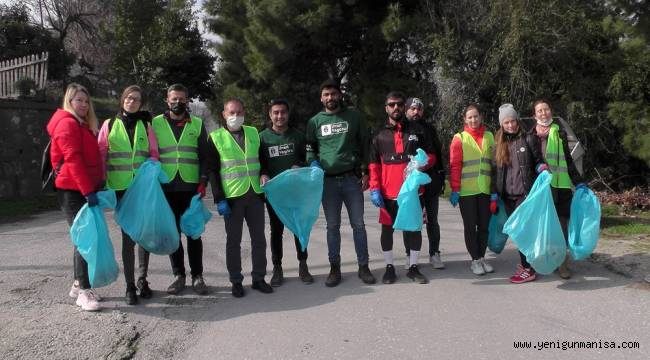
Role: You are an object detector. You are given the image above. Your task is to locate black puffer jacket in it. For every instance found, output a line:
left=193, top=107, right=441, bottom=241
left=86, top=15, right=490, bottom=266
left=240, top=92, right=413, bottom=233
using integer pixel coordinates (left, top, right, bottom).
left=491, top=131, right=545, bottom=196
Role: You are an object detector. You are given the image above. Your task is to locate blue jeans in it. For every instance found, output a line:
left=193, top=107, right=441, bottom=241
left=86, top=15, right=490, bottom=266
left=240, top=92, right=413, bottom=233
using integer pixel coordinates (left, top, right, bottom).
left=322, top=175, right=369, bottom=265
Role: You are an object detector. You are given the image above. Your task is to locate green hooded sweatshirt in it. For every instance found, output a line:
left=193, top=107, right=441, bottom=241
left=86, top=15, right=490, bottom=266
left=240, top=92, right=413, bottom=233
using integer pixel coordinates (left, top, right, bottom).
left=305, top=107, right=369, bottom=176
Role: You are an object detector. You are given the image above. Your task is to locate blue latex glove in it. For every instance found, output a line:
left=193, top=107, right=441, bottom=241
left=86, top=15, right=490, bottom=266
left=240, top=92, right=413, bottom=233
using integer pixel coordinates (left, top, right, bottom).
left=85, top=192, right=99, bottom=207
left=449, top=192, right=460, bottom=207
left=216, top=200, right=231, bottom=219
left=575, top=183, right=587, bottom=190
left=370, top=189, right=385, bottom=208
left=310, top=160, right=322, bottom=169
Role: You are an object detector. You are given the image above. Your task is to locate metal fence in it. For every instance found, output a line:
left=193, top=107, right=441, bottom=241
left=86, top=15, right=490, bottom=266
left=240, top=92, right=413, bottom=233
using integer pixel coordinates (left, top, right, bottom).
left=0, top=52, right=49, bottom=98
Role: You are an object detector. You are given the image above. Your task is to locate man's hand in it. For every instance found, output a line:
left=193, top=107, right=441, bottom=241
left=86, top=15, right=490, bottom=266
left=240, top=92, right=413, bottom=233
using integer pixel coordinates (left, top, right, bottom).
left=370, top=189, right=385, bottom=208
left=361, top=174, right=369, bottom=191
left=260, top=175, right=270, bottom=186
left=216, top=200, right=231, bottom=220
left=197, top=183, right=206, bottom=198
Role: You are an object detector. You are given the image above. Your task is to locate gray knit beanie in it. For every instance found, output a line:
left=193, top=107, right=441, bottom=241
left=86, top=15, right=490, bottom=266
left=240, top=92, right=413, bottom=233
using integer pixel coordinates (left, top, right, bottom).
left=498, top=103, right=519, bottom=126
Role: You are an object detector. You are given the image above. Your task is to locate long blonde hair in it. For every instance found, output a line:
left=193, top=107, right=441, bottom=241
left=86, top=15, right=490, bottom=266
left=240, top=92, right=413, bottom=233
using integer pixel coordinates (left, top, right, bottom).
left=62, top=83, right=99, bottom=133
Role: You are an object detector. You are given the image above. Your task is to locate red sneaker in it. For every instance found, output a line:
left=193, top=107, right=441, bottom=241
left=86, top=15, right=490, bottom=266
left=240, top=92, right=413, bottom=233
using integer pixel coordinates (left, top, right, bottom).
left=510, top=268, right=537, bottom=284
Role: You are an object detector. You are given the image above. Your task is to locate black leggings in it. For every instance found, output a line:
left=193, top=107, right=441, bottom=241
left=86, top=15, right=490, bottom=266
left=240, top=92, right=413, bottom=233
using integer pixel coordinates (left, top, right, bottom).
left=116, top=190, right=150, bottom=285
left=57, top=190, right=91, bottom=289
left=458, top=194, right=490, bottom=260
left=381, top=199, right=422, bottom=252
left=502, top=196, right=532, bottom=269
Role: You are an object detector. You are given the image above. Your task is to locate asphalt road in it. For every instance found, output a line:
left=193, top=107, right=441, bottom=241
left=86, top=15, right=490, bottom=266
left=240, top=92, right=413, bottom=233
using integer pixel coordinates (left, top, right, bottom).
left=0, top=197, right=648, bottom=360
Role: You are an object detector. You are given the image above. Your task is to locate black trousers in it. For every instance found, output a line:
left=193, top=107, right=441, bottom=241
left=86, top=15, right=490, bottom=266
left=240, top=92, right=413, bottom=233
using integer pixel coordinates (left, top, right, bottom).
left=57, top=190, right=91, bottom=289
left=459, top=194, right=490, bottom=260
left=502, top=195, right=532, bottom=269
left=422, top=179, right=442, bottom=255
left=116, top=191, right=150, bottom=285
left=225, top=190, right=267, bottom=283
left=382, top=199, right=422, bottom=252
left=165, top=191, right=203, bottom=277
left=266, top=201, right=307, bottom=266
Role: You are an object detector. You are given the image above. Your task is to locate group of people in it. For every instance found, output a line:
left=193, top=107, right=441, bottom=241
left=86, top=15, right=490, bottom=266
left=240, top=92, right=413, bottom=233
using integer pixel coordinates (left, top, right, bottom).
left=47, top=79, right=584, bottom=312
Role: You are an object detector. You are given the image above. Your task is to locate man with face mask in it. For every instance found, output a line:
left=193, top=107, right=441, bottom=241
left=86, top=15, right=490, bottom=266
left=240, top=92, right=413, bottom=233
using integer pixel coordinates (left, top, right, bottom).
left=305, top=79, right=375, bottom=287
left=206, top=98, right=272, bottom=298
left=151, top=83, right=211, bottom=295
left=368, top=92, right=436, bottom=284
left=404, top=97, right=446, bottom=270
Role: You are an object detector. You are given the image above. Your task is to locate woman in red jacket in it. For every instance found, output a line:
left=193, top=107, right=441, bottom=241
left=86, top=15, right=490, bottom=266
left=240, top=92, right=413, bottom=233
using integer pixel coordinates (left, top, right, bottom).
left=46, top=83, right=104, bottom=311
left=449, top=104, right=496, bottom=276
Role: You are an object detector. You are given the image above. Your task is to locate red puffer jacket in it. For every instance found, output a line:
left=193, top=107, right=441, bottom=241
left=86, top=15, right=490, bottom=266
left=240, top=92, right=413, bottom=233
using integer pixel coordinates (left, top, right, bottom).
left=46, top=109, right=103, bottom=195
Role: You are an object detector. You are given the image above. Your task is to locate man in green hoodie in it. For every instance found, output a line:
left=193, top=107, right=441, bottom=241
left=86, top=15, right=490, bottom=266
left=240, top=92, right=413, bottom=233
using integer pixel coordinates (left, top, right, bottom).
left=305, top=79, right=375, bottom=287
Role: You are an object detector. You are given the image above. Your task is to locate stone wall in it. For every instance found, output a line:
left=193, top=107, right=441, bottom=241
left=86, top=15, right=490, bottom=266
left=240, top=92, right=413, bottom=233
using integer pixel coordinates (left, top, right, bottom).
left=0, top=99, right=113, bottom=199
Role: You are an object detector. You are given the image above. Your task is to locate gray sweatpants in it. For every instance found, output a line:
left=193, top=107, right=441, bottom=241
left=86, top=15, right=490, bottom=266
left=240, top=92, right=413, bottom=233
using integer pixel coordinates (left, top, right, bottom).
left=225, top=189, right=267, bottom=283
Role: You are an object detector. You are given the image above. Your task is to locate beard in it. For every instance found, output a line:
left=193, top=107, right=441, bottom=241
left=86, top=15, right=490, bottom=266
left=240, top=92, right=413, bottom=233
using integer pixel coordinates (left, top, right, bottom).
left=389, top=111, right=403, bottom=122
left=324, top=100, right=340, bottom=111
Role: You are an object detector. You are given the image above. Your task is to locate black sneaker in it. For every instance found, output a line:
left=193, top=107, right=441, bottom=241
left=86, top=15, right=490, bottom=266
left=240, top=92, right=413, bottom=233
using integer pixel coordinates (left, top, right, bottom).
left=167, top=275, right=186, bottom=295
left=192, top=275, right=209, bottom=295
left=325, top=262, right=341, bottom=287
left=270, top=265, right=283, bottom=287
left=125, top=283, right=138, bottom=305
left=358, top=264, right=376, bottom=284
left=232, top=282, right=245, bottom=298
left=406, top=265, right=429, bottom=284
left=137, top=278, right=152, bottom=299
left=382, top=264, right=397, bottom=284
left=298, top=260, right=314, bottom=284
left=251, top=280, right=274, bottom=294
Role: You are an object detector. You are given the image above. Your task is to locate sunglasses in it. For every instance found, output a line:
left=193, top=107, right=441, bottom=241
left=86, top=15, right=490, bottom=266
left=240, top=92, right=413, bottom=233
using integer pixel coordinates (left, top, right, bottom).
left=386, top=102, right=404, bottom=108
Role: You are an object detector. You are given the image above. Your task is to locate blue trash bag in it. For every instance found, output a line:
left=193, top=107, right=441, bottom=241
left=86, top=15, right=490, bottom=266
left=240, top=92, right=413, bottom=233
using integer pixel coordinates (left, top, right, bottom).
left=70, top=190, right=119, bottom=288
left=263, top=167, right=324, bottom=251
left=487, top=199, right=508, bottom=254
left=180, top=194, right=213, bottom=239
left=394, top=148, right=432, bottom=232
left=503, top=171, right=566, bottom=274
left=568, top=187, right=601, bottom=260
left=115, top=159, right=180, bottom=255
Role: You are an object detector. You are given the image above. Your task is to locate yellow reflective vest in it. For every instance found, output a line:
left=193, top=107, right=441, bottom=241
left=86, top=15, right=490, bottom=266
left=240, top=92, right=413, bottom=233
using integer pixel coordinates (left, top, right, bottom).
left=456, top=130, right=494, bottom=196
left=209, top=125, right=262, bottom=198
left=152, top=115, right=202, bottom=183
left=106, top=118, right=149, bottom=190
left=545, top=123, right=572, bottom=189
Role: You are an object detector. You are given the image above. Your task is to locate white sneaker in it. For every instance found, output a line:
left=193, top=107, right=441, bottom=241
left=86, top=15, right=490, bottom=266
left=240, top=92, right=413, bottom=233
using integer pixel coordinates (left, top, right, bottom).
left=480, top=258, right=494, bottom=273
left=69, top=281, right=102, bottom=301
left=430, top=253, right=445, bottom=269
left=404, top=257, right=410, bottom=270
left=69, top=281, right=79, bottom=298
left=76, top=290, right=101, bottom=311
left=471, top=260, right=485, bottom=275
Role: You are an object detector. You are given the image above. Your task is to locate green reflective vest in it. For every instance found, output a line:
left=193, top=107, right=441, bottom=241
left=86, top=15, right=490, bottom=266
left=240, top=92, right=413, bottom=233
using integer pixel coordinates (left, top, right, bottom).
left=106, top=118, right=149, bottom=190
left=209, top=125, right=262, bottom=198
left=456, top=130, right=494, bottom=196
left=152, top=115, right=202, bottom=184
left=545, top=123, right=572, bottom=189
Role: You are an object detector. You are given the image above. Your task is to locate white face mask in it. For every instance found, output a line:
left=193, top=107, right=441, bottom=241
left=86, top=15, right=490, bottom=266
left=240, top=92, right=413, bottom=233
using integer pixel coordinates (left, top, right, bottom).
left=226, top=115, right=244, bottom=130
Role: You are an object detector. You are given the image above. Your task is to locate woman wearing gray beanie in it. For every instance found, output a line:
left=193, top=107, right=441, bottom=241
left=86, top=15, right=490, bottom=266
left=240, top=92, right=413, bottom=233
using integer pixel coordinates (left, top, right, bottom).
left=492, top=103, right=547, bottom=283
